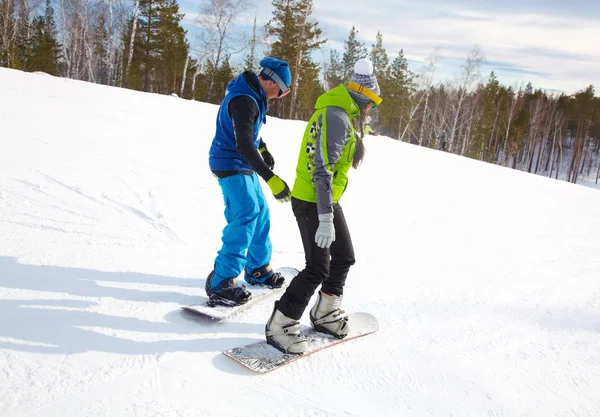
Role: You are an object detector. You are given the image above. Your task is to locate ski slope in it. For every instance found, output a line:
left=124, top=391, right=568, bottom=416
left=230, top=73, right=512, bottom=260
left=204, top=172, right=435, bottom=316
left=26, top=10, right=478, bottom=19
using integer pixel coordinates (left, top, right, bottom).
left=1, top=67, right=600, bottom=417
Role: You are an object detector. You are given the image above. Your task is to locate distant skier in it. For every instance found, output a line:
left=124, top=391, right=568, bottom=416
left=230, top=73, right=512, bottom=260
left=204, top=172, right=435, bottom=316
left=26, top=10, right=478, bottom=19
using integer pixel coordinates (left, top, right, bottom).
left=206, top=57, right=293, bottom=307
left=265, top=58, right=383, bottom=354
left=364, top=115, right=379, bottom=136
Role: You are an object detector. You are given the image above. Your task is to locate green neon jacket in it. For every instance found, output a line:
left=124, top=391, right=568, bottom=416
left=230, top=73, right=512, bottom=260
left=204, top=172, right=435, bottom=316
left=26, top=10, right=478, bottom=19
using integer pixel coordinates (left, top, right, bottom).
left=291, top=85, right=360, bottom=215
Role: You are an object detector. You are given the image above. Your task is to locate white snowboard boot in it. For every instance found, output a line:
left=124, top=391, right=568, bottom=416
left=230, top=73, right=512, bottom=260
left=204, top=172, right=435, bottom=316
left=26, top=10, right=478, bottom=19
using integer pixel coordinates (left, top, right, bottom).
left=266, top=303, right=308, bottom=355
left=309, top=291, right=350, bottom=339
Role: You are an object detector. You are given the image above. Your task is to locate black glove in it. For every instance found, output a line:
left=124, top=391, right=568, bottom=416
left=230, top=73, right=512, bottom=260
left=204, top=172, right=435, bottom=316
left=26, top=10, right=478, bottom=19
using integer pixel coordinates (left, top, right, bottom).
left=260, top=146, right=275, bottom=170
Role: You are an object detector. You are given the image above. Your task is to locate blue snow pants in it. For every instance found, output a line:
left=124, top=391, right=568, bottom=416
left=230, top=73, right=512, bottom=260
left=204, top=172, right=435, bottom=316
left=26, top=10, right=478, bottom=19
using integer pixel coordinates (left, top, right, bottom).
left=211, top=173, right=272, bottom=288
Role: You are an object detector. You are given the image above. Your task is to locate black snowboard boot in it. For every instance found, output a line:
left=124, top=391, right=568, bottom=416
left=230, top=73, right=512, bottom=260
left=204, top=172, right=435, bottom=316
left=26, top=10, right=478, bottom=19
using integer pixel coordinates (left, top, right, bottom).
left=244, top=264, right=285, bottom=289
left=205, top=270, right=251, bottom=307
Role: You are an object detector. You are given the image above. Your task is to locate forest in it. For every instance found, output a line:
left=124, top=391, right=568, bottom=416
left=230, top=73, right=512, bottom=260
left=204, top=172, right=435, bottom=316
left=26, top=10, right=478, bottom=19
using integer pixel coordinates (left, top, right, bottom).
left=1, top=0, right=598, bottom=184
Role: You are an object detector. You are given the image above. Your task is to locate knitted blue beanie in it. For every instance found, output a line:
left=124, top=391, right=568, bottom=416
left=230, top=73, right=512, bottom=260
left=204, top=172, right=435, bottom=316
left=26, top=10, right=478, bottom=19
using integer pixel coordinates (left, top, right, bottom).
left=259, top=57, right=292, bottom=91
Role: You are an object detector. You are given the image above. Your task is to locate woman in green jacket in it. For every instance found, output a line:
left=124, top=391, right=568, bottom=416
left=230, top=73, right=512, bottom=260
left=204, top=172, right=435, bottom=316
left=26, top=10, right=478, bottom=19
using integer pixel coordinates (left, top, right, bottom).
left=266, top=58, right=383, bottom=354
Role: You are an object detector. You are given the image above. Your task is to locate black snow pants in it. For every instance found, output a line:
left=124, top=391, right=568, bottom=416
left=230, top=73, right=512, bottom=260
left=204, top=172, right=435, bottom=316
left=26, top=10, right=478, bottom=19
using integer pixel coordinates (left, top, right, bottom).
left=276, top=197, right=355, bottom=320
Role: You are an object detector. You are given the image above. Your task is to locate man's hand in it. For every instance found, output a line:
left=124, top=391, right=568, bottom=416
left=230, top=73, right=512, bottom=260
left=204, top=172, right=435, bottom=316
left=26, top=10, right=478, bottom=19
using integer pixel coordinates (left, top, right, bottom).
left=260, top=146, right=275, bottom=170
left=267, top=175, right=291, bottom=203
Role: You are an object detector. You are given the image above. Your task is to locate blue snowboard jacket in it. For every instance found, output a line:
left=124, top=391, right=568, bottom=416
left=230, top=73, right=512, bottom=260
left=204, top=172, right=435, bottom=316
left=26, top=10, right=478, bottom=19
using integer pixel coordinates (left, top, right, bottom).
left=209, top=73, right=268, bottom=172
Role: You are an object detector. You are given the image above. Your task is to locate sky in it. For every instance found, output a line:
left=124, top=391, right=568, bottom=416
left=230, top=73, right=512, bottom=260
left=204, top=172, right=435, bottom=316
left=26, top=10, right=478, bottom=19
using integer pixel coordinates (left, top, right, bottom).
left=178, top=0, right=600, bottom=95
left=2, top=66, right=600, bottom=416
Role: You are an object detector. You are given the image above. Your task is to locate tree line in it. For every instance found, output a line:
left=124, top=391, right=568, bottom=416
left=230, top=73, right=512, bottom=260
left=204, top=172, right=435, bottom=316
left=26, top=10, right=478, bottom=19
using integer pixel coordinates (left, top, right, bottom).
left=1, top=0, right=598, bottom=184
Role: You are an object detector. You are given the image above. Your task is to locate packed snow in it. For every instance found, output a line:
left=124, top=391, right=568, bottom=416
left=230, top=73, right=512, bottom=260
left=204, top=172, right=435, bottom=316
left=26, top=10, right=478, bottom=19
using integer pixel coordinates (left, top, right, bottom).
left=1, top=67, right=600, bottom=417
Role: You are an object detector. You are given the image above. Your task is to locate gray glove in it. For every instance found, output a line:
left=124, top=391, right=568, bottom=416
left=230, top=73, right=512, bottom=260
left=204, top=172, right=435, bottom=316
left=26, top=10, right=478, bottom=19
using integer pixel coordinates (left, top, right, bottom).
left=315, top=213, right=335, bottom=248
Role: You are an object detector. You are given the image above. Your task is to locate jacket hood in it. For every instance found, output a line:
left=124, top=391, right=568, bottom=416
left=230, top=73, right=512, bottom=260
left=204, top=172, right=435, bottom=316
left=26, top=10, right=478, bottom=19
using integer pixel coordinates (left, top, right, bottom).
left=225, top=71, right=267, bottom=123
left=314, top=84, right=360, bottom=118
left=226, top=72, right=266, bottom=104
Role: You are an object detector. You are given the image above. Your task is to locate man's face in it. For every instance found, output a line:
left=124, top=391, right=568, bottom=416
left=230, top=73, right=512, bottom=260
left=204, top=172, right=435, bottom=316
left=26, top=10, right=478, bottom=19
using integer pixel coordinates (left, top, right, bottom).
left=265, top=80, right=290, bottom=101
left=264, top=80, right=281, bottom=100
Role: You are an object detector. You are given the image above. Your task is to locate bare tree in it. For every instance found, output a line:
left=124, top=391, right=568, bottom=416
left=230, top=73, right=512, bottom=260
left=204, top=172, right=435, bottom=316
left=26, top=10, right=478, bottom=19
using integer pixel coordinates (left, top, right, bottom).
left=596, top=146, right=600, bottom=184
left=247, top=14, right=255, bottom=70
left=486, top=90, right=504, bottom=161
left=417, top=48, right=441, bottom=146
left=107, top=0, right=129, bottom=86
left=106, top=0, right=113, bottom=82
left=525, top=94, right=548, bottom=172
left=401, top=92, right=425, bottom=143
left=545, top=100, right=562, bottom=174
left=59, top=0, right=68, bottom=73
left=190, top=60, right=201, bottom=99
left=124, top=0, right=138, bottom=83
left=195, top=0, right=250, bottom=101
left=179, top=53, right=189, bottom=96
left=0, top=0, right=17, bottom=67
left=461, top=90, right=483, bottom=156
left=82, top=0, right=94, bottom=82
left=502, top=86, right=522, bottom=167
left=448, top=45, right=484, bottom=153
left=61, top=0, right=95, bottom=80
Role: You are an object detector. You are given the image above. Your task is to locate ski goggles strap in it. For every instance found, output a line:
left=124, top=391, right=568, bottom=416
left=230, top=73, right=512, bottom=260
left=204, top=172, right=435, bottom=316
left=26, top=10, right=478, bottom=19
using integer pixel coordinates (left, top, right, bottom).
left=261, top=68, right=290, bottom=96
left=347, top=81, right=383, bottom=106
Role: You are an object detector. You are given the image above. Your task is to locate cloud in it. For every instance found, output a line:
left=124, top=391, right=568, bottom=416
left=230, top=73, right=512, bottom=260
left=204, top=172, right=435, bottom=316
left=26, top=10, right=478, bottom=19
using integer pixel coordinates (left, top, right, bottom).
left=311, top=1, right=599, bottom=93
left=179, top=0, right=600, bottom=94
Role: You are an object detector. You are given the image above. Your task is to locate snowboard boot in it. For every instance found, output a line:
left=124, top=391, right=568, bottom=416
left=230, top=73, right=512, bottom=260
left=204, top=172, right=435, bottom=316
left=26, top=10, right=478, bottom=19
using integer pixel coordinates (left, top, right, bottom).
left=265, top=302, right=308, bottom=355
left=309, top=291, right=350, bottom=339
left=205, top=270, right=251, bottom=307
left=244, top=264, right=285, bottom=289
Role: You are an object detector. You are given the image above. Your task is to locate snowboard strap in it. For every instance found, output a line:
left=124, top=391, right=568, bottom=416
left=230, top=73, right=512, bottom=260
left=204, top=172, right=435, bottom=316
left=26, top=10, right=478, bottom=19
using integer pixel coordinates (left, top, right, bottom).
left=265, top=321, right=301, bottom=337
left=312, top=309, right=348, bottom=326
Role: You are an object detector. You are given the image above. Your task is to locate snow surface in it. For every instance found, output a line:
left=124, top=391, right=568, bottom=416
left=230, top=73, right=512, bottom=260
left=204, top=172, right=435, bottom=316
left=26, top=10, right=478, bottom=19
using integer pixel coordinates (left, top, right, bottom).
left=1, top=67, right=600, bottom=417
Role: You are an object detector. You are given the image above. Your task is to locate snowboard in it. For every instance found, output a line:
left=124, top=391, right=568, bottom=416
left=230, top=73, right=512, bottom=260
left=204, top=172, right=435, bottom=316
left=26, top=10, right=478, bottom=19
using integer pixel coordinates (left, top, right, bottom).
left=223, top=312, right=378, bottom=373
left=181, top=267, right=299, bottom=321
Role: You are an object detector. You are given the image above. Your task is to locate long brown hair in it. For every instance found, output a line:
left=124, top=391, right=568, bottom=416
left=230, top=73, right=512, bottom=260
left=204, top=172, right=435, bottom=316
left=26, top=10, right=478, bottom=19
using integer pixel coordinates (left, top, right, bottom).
left=352, top=104, right=370, bottom=169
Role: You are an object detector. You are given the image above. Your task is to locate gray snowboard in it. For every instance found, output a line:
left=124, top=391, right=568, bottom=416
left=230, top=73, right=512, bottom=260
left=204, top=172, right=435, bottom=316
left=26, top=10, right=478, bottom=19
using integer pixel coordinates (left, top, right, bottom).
left=223, top=312, right=378, bottom=373
left=181, top=267, right=298, bottom=321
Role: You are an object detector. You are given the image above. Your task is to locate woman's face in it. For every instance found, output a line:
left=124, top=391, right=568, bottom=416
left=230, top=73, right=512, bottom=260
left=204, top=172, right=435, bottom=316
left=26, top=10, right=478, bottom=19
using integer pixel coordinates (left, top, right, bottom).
left=361, top=102, right=374, bottom=121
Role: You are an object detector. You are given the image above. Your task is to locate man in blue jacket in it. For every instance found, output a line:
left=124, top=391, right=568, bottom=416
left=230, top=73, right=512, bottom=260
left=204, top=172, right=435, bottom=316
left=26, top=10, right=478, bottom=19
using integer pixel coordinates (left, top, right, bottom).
left=206, top=57, right=293, bottom=306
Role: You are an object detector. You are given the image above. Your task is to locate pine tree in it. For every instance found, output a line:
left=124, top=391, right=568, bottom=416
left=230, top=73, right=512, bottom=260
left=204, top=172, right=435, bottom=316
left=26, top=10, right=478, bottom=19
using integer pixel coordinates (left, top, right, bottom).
left=211, top=56, right=234, bottom=102
left=566, top=85, right=596, bottom=183
left=477, top=71, right=503, bottom=161
left=122, top=0, right=140, bottom=87
left=154, top=0, right=187, bottom=94
left=28, top=0, right=60, bottom=75
left=265, top=0, right=325, bottom=119
left=323, top=49, right=343, bottom=90
left=294, top=56, right=324, bottom=119
left=341, top=26, right=366, bottom=79
left=509, top=100, right=530, bottom=169
left=92, top=12, right=110, bottom=84
left=380, top=49, right=414, bottom=139
left=369, top=31, right=388, bottom=76
left=367, top=31, right=389, bottom=132
left=127, top=0, right=187, bottom=93
left=136, top=0, right=162, bottom=91
left=193, top=58, right=211, bottom=101
left=15, top=0, right=32, bottom=70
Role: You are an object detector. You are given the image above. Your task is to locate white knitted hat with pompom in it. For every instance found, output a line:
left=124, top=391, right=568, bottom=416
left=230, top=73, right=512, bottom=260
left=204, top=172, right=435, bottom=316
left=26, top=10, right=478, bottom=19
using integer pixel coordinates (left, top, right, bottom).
left=347, top=58, right=381, bottom=105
